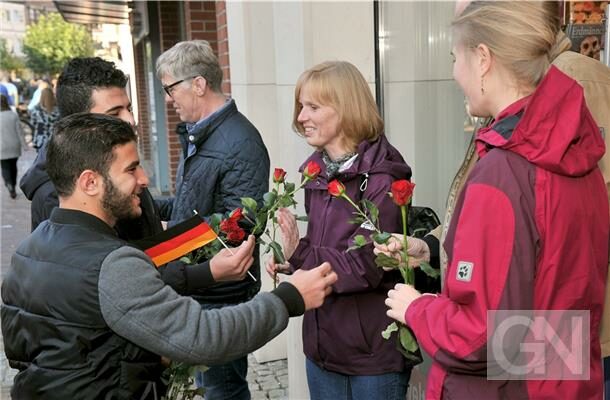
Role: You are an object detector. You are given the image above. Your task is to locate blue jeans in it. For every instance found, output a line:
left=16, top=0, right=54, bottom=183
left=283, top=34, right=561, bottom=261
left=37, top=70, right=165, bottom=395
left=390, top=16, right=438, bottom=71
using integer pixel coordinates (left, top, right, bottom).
left=604, top=357, right=610, bottom=399
left=195, top=302, right=250, bottom=400
left=305, top=358, right=410, bottom=400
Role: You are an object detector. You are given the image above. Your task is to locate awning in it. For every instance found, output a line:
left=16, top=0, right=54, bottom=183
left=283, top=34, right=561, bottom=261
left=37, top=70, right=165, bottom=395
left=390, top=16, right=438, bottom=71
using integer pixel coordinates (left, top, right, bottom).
left=53, top=1, right=130, bottom=25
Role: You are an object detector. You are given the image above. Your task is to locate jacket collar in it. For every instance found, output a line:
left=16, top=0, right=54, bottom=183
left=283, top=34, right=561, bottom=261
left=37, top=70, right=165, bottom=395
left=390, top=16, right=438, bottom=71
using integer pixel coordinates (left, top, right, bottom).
left=186, top=98, right=237, bottom=147
left=49, top=208, right=118, bottom=237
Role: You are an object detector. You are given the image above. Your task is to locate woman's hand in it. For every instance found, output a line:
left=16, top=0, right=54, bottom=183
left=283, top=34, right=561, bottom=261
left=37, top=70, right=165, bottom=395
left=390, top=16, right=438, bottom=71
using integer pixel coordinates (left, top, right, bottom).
left=385, top=283, right=422, bottom=324
left=277, top=208, right=300, bottom=260
left=373, top=234, right=430, bottom=268
left=265, top=257, right=293, bottom=285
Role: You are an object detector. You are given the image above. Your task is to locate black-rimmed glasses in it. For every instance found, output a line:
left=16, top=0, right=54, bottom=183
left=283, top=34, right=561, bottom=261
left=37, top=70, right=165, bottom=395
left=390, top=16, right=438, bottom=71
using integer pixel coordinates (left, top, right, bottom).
left=162, top=76, right=199, bottom=97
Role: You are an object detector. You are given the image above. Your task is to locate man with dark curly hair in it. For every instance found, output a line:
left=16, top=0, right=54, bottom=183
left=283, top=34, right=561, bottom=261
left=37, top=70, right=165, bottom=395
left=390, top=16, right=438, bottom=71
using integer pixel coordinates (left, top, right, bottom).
left=20, top=57, right=161, bottom=239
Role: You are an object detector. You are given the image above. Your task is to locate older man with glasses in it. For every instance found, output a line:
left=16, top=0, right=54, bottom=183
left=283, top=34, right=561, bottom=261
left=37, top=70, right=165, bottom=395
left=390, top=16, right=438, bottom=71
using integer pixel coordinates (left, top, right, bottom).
left=155, top=40, right=270, bottom=400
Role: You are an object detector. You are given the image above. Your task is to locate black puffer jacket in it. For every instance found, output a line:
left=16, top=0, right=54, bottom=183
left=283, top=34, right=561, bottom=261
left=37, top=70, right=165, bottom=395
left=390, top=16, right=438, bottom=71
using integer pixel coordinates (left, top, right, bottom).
left=1, top=209, right=166, bottom=399
left=156, top=99, right=269, bottom=303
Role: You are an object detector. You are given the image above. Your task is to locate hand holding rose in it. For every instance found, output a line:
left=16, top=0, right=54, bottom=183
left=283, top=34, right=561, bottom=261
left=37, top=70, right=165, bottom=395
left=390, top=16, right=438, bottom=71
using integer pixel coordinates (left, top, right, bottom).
left=210, top=235, right=256, bottom=281
left=385, top=283, right=422, bottom=324
left=374, top=235, right=430, bottom=268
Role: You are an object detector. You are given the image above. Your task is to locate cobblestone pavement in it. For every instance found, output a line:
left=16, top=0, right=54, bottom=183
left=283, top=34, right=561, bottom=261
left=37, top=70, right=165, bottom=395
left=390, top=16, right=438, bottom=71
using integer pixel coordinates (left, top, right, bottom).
left=0, top=150, right=291, bottom=400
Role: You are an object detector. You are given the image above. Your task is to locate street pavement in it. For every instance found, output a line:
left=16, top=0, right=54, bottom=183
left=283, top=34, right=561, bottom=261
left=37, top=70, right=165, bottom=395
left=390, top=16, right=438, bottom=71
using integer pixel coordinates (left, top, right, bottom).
left=0, top=149, right=289, bottom=399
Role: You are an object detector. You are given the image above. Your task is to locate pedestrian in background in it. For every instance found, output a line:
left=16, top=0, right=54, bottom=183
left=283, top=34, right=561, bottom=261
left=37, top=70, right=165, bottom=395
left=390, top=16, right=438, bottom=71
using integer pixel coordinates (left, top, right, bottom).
left=29, top=87, right=59, bottom=151
left=0, top=94, right=24, bottom=199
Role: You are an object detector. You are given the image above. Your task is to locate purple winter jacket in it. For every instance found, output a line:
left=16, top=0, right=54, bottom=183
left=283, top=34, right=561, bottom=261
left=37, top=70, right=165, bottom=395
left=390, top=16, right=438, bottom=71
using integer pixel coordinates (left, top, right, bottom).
left=289, top=135, right=412, bottom=375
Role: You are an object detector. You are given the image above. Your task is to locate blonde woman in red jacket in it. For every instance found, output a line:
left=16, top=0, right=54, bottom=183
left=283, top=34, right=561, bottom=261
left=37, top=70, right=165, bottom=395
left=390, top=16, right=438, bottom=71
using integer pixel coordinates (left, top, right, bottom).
left=383, top=2, right=608, bottom=399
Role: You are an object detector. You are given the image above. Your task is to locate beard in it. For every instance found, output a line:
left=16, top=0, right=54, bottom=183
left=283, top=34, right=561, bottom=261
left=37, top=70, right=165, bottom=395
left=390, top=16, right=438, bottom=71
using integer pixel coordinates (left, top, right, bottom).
left=101, top=176, right=141, bottom=221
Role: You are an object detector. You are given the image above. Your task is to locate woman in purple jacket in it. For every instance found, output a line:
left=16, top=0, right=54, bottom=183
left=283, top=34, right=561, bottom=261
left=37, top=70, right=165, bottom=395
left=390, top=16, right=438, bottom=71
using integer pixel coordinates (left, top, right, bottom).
left=267, top=61, right=413, bottom=400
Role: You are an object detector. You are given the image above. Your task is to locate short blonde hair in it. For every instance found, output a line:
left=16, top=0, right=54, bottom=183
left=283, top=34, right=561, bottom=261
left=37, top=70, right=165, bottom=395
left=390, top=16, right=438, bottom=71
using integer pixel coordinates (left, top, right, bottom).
left=292, top=61, right=383, bottom=149
left=453, top=1, right=566, bottom=88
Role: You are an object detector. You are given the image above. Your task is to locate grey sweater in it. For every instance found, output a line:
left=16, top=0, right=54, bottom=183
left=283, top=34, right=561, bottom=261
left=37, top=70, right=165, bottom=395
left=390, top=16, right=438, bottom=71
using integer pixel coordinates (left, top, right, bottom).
left=99, top=246, right=299, bottom=365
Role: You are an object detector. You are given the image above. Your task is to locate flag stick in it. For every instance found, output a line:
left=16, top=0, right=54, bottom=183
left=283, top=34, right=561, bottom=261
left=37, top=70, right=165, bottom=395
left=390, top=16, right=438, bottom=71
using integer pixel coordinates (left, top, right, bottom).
left=194, top=210, right=257, bottom=282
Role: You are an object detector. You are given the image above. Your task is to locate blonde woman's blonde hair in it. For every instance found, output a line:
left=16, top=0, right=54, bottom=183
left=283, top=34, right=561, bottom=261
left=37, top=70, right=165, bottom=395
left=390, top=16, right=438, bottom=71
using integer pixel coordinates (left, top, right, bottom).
left=452, top=1, right=569, bottom=88
left=292, top=61, right=383, bottom=150
left=39, top=87, right=56, bottom=113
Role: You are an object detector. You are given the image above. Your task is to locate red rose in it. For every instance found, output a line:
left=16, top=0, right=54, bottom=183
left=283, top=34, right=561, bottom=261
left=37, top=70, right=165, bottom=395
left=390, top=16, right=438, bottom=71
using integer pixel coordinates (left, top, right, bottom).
left=229, top=208, right=243, bottom=221
left=327, top=180, right=346, bottom=197
left=273, top=168, right=287, bottom=183
left=303, top=161, right=321, bottom=180
left=391, top=180, right=415, bottom=206
left=220, top=218, right=240, bottom=234
left=226, top=227, right=246, bottom=243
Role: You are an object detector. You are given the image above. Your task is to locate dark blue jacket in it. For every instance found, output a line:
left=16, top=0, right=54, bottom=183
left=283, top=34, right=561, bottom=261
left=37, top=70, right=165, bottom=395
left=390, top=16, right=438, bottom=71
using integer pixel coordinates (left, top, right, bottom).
left=156, top=99, right=270, bottom=303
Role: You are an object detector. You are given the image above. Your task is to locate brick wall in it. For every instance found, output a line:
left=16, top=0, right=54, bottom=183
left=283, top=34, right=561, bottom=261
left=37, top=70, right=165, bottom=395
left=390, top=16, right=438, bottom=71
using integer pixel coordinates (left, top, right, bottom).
left=215, top=1, right=231, bottom=95
left=158, top=1, right=183, bottom=192
left=185, top=0, right=231, bottom=96
left=133, top=41, right=151, bottom=162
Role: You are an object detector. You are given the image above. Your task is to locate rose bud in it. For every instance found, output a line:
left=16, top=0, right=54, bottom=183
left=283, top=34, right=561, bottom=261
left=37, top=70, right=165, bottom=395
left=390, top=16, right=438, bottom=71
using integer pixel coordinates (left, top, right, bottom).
left=328, top=180, right=346, bottom=197
left=303, top=161, right=321, bottom=180
left=229, top=208, right=243, bottom=221
left=390, top=180, right=415, bottom=206
left=273, top=168, right=287, bottom=183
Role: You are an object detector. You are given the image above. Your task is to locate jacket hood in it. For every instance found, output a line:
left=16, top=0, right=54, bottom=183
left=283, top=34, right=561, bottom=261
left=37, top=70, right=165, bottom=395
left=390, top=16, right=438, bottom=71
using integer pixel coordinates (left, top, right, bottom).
left=20, top=146, right=51, bottom=200
left=300, top=135, right=412, bottom=182
left=476, top=66, right=605, bottom=177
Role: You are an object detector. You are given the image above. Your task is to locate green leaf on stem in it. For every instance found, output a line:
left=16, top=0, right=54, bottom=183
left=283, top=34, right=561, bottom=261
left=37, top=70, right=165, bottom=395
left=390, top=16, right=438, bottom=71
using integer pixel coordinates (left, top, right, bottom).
left=277, top=195, right=296, bottom=208
left=347, top=234, right=369, bottom=252
left=353, top=235, right=368, bottom=247
left=375, top=253, right=400, bottom=269
left=382, top=322, right=399, bottom=340
left=241, top=197, right=258, bottom=213
left=399, top=325, right=419, bottom=353
left=263, top=192, right=277, bottom=208
left=419, top=261, right=440, bottom=279
left=361, top=199, right=379, bottom=226
left=284, top=182, right=296, bottom=193
left=372, top=231, right=392, bottom=244
left=269, top=241, right=286, bottom=264
left=179, top=256, right=192, bottom=265
left=349, top=215, right=366, bottom=225
left=210, top=213, right=223, bottom=230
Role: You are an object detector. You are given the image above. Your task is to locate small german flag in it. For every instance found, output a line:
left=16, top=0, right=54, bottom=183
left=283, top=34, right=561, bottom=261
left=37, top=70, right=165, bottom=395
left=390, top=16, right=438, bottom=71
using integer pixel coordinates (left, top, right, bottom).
left=134, top=215, right=218, bottom=267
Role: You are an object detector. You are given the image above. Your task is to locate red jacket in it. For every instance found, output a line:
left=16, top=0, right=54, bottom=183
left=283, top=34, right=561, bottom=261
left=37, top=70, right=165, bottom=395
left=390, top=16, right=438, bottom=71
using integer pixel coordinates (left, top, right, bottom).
left=406, top=66, right=609, bottom=399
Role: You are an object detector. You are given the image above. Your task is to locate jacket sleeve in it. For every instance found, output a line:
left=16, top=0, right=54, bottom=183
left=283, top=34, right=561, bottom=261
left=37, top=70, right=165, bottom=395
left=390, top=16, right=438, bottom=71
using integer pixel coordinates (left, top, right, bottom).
left=99, top=246, right=304, bottom=365
left=155, top=197, right=174, bottom=221
left=290, top=175, right=401, bottom=294
left=405, top=181, right=521, bottom=374
left=158, top=259, right=216, bottom=295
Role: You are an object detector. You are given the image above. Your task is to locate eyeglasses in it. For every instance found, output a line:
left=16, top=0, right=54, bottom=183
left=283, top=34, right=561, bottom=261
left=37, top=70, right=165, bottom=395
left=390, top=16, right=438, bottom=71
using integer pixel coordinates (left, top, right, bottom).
left=162, top=76, right=199, bottom=97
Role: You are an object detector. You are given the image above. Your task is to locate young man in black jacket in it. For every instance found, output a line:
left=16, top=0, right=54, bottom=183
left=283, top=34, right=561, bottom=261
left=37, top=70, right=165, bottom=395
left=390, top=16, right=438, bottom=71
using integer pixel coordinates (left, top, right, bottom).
left=3, top=113, right=337, bottom=399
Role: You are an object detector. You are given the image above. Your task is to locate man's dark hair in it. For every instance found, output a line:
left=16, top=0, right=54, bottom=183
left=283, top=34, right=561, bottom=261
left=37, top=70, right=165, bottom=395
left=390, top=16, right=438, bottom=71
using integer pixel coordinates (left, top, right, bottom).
left=47, top=113, right=137, bottom=197
left=56, top=57, right=128, bottom=118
